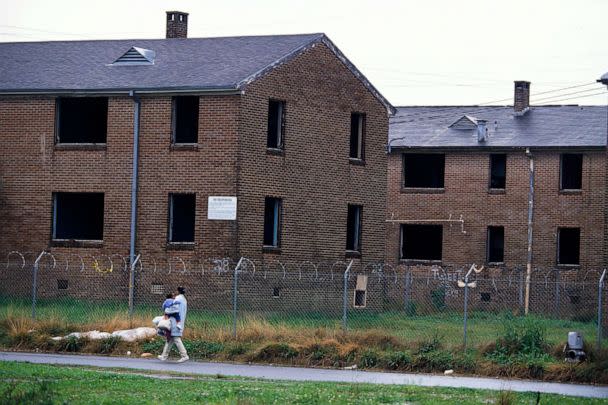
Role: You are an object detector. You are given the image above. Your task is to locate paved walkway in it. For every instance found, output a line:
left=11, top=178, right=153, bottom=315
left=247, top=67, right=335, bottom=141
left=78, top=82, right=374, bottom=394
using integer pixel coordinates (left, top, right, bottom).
left=1, top=351, right=607, bottom=399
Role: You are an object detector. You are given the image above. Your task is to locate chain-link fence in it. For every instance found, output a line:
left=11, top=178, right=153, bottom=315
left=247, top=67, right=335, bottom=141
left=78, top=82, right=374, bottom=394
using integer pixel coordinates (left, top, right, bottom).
left=2, top=250, right=607, bottom=352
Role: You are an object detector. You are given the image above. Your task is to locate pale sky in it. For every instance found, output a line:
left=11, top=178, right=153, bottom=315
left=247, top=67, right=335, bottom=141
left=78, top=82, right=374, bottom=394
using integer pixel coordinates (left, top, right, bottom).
left=2, top=0, right=607, bottom=106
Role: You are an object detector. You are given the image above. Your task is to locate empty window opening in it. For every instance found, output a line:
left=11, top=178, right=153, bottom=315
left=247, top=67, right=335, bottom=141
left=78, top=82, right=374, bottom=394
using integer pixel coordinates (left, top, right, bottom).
left=489, top=154, right=506, bottom=189
left=403, top=154, right=445, bottom=188
left=353, top=274, right=368, bottom=308
left=151, top=283, right=164, bottom=295
left=57, top=279, right=68, bottom=290
left=557, top=227, right=580, bottom=265
left=168, top=194, right=196, bottom=243
left=267, top=100, right=285, bottom=149
left=272, top=287, right=281, bottom=298
left=349, top=113, right=365, bottom=160
left=400, top=224, right=442, bottom=261
left=346, top=205, right=362, bottom=252
left=52, top=192, right=104, bottom=240
left=487, top=226, right=505, bottom=263
left=56, top=97, right=108, bottom=144
left=172, top=96, right=199, bottom=144
left=480, top=292, right=491, bottom=302
left=263, top=197, right=282, bottom=247
left=560, top=154, right=582, bottom=190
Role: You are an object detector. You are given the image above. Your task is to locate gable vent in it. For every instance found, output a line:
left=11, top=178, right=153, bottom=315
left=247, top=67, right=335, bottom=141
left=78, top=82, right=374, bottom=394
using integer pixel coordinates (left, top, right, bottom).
left=111, top=47, right=155, bottom=66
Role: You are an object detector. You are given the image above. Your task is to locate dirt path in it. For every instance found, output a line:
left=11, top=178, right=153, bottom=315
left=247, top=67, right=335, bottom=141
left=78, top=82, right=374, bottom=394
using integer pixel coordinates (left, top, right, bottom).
left=1, top=351, right=606, bottom=399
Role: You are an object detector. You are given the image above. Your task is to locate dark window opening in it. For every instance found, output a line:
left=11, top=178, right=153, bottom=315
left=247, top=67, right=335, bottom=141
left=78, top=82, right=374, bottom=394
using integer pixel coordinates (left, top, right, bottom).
left=487, top=226, right=505, bottom=263
left=569, top=295, right=580, bottom=305
left=557, top=227, right=580, bottom=265
left=349, top=113, right=365, bottom=160
left=57, top=279, right=68, bottom=290
left=272, top=287, right=281, bottom=298
left=400, top=224, right=442, bottom=261
left=263, top=197, right=282, bottom=247
left=56, top=97, right=108, bottom=143
left=354, top=290, right=366, bottom=307
left=480, top=292, right=491, bottom=302
left=346, top=205, right=362, bottom=252
left=267, top=100, right=285, bottom=149
left=403, top=154, right=445, bottom=188
left=172, top=96, right=199, bottom=144
left=489, top=154, right=506, bottom=189
left=53, top=192, right=104, bottom=240
left=169, top=194, right=196, bottom=243
left=560, top=154, right=582, bottom=190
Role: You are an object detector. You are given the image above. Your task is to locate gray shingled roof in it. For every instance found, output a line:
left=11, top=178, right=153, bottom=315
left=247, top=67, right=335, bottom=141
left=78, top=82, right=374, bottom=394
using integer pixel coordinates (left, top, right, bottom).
left=0, top=34, right=394, bottom=113
left=389, top=106, right=607, bottom=149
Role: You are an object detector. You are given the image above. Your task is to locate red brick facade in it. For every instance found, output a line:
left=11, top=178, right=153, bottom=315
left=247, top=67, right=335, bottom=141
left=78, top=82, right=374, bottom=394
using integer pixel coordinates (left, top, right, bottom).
left=386, top=150, right=605, bottom=270
left=0, top=42, right=388, bottom=266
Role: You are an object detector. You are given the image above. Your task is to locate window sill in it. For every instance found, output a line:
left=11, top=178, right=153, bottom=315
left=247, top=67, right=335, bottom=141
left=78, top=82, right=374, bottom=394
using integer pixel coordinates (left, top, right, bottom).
left=559, top=189, right=582, bottom=195
left=345, top=250, right=361, bottom=258
left=557, top=263, right=580, bottom=268
left=171, top=143, right=199, bottom=151
left=400, top=187, right=445, bottom=194
left=55, top=143, right=106, bottom=151
left=167, top=242, right=195, bottom=250
left=400, top=259, right=442, bottom=265
left=51, top=239, right=103, bottom=248
left=262, top=246, right=281, bottom=254
left=266, top=148, right=285, bottom=156
left=349, top=158, right=365, bottom=166
left=488, top=189, right=506, bottom=195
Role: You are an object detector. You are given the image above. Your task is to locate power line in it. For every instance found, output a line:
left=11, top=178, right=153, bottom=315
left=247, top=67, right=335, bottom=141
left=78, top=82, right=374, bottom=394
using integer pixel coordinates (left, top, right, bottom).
left=535, top=91, right=607, bottom=105
left=530, top=87, right=605, bottom=103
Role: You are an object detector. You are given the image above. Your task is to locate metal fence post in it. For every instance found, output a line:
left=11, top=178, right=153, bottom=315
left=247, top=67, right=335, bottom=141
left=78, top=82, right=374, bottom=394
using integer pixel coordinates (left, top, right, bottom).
left=598, top=269, right=606, bottom=352
left=233, top=257, right=244, bottom=338
left=342, top=260, right=353, bottom=332
left=31, top=251, right=45, bottom=320
left=128, top=254, right=141, bottom=324
left=462, top=265, right=476, bottom=349
left=518, top=268, right=524, bottom=313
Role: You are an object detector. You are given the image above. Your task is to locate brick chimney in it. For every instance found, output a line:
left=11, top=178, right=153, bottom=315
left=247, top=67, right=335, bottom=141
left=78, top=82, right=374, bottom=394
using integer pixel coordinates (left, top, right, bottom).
left=514, top=81, right=530, bottom=115
left=166, top=11, right=188, bottom=39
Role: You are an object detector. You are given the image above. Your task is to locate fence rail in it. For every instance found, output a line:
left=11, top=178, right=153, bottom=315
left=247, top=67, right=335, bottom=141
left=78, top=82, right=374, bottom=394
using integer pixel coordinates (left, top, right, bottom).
left=1, top=250, right=607, bottom=351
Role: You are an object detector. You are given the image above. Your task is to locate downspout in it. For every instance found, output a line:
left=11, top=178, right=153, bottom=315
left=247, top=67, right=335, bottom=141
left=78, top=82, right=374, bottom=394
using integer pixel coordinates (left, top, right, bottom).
left=128, top=90, right=141, bottom=313
left=524, top=148, right=534, bottom=315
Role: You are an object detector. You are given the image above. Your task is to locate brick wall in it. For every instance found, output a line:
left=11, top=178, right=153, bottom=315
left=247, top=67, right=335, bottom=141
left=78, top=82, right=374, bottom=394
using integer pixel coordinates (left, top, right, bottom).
left=386, top=150, right=606, bottom=270
left=237, top=43, right=388, bottom=264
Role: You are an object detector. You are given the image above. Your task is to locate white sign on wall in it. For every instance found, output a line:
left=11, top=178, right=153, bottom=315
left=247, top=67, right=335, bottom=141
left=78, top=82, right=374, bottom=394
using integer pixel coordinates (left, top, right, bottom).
left=208, top=196, right=237, bottom=220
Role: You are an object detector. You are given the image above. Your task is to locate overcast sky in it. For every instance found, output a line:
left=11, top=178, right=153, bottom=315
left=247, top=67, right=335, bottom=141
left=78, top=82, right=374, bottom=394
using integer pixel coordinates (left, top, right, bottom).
left=2, top=0, right=607, bottom=106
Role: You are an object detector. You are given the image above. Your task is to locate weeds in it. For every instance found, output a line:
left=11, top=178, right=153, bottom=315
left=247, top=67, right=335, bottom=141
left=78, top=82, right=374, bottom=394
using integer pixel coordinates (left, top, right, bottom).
left=1, top=381, right=55, bottom=405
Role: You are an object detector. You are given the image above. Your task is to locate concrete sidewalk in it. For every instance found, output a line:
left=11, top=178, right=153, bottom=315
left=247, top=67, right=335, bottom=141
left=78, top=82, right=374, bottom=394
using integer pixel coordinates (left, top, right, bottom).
left=1, top=351, right=607, bottom=399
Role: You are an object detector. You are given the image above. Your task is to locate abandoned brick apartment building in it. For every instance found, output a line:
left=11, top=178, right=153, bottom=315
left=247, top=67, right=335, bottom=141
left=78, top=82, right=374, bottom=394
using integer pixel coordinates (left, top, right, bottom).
left=387, top=81, right=607, bottom=272
left=0, top=12, right=393, bottom=272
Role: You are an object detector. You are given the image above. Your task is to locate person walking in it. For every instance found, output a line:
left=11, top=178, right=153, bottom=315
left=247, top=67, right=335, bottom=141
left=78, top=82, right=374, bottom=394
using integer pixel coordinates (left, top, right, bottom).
left=158, top=286, right=189, bottom=363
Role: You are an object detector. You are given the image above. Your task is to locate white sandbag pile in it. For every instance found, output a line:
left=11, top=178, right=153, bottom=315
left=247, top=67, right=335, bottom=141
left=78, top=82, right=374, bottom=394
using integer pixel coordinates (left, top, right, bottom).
left=52, top=327, right=156, bottom=342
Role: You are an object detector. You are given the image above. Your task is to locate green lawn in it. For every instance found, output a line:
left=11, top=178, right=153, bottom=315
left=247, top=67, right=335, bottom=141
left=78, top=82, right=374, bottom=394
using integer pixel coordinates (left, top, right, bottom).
left=0, top=297, right=603, bottom=349
left=0, top=361, right=605, bottom=405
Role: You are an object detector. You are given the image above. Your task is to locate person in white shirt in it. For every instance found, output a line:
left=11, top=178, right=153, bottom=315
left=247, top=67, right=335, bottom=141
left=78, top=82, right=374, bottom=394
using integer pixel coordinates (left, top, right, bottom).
left=158, top=286, right=189, bottom=363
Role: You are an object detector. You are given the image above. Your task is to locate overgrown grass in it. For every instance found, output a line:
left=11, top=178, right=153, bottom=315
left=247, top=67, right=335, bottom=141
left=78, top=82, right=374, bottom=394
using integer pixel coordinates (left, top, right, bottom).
left=1, top=297, right=607, bottom=383
left=0, top=362, right=606, bottom=405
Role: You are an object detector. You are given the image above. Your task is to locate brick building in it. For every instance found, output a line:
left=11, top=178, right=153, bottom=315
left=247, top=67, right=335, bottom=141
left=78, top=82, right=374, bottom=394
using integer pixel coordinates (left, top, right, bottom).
left=0, top=11, right=393, bottom=277
left=386, top=81, right=607, bottom=272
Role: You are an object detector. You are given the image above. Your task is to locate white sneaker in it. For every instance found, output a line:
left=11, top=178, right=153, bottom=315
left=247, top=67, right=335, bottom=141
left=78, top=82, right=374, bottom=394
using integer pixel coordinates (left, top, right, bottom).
left=158, top=355, right=167, bottom=361
left=177, top=356, right=189, bottom=363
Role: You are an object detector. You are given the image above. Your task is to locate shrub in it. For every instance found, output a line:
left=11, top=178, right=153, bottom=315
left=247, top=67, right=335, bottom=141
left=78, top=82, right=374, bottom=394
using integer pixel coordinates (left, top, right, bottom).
left=256, top=343, right=298, bottom=361
left=491, top=317, right=547, bottom=358
left=96, top=335, right=122, bottom=354
left=416, top=334, right=443, bottom=354
left=184, top=340, right=224, bottom=359
left=142, top=339, right=164, bottom=353
left=384, top=351, right=412, bottom=370
left=358, top=349, right=380, bottom=369
left=226, top=342, right=250, bottom=357
left=58, top=336, right=85, bottom=352
left=413, top=350, right=453, bottom=372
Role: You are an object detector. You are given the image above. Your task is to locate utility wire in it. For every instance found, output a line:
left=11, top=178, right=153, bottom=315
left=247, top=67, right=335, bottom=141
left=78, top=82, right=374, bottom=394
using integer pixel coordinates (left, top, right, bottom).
left=535, top=91, right=607, bottom=105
